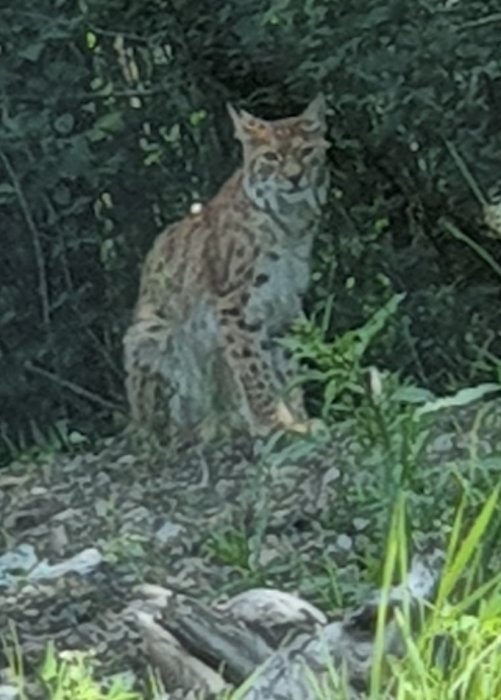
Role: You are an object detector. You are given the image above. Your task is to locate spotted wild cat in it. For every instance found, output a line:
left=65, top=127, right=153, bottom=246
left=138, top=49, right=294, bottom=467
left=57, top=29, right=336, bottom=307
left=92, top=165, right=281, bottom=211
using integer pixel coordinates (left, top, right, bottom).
left=123, top=95, right=330, bottom=441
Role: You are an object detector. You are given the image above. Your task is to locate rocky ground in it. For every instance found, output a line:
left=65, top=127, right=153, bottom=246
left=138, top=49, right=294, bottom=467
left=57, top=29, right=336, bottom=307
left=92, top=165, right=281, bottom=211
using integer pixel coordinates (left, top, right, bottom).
left=1, top=398, right=500, bottom=697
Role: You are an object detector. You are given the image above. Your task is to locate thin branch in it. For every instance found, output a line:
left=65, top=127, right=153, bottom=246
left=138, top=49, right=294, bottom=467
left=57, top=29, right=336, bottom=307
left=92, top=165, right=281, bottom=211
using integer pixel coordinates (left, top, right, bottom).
left=440, top=218, right=501, bottom=280
left=42, top=193, right=125, bottom=384
left=163, top=0, right=229, bottom=97
left=87, top=24, right=154, bottom=44
left=84, top=326, right=125, bottom=382
left=25, top=361, right=125, bottom=413
left=443, top=139, right=488, bottom=207
left=0, top=149, right=51, bottom=327
left=2, top=9, right=75, bottom=23
left=8, top=88, right=170, bottom=103
left=457, top=13, right=501, bottom=30
left=80, top=87, right=167, bottom=100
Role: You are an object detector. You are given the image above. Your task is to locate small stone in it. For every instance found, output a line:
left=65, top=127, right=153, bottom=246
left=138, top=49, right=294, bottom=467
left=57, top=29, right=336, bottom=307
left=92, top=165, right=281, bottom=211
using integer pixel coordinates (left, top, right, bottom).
left=53, top=507, right=81, bottom=522
left=257, top=535, right=281, bottom=567
left=336, top=534, right=353, bottom=551
left=323, top=466, right=341, bottom=483
left=117, top=454, right=136, bottom=465
left=50, top=524, right=69, bottom=554
left=102, top=671, right=136, bottom=690
left=154, top=521, right=185, bottom=545
left=353, top=518, right=370, bottom=531
left=428, top=434, right=454, bottom=453
left=29, top=547, right=102, bottom=581
left=0, top=684, right=19, bottom=700
left=95, top=471, right=111, bottom=485
left=0, top=544, right=38, bottom=587
left=30, top=486, right=48, bottom=496
left=0, top=475, right=28, bottom=488
left=123, top=506, right=151, bottom=527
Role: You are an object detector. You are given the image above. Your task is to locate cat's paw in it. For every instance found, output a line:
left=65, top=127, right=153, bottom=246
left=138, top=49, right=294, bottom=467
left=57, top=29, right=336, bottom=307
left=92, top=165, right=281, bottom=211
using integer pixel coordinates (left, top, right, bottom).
left=275, top=401, right=327, bottom=438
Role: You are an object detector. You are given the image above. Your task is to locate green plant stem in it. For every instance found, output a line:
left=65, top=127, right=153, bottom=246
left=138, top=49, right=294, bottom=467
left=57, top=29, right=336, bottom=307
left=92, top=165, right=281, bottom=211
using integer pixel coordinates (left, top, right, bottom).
left=443, top=140, right=487, bottom=207
left=440, top=219, right=501, bottom=279
left=0, top=149, right=51, bottom=326
left=457, top=12, right=501, bottom=30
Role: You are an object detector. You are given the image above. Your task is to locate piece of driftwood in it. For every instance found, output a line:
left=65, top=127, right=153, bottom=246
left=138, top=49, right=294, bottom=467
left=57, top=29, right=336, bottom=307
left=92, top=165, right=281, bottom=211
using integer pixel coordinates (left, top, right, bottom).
left=125, top=551, right=442, bottom=698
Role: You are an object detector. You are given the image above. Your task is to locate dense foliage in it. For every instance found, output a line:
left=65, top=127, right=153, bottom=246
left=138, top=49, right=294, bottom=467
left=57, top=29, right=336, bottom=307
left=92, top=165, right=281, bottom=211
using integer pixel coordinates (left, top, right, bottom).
left=1, top=0, right=500, bottom=460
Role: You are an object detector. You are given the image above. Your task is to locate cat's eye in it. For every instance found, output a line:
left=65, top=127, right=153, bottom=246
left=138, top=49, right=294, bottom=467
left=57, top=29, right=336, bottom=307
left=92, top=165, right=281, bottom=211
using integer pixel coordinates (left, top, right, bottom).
left=261, top=151, right=279, bottom=162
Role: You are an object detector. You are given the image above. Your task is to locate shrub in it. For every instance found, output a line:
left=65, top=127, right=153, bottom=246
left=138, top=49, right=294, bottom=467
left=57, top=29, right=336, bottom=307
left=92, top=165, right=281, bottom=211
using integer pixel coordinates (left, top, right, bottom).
left=1, top=0, right=500, bottom=458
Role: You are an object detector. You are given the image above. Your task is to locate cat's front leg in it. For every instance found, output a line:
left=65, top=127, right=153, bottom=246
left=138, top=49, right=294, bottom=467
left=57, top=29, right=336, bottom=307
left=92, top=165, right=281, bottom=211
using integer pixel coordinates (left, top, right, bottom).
left=216, top=301, right=310, bottom=436
left=216, top=303, right=276, bottom=434
left=268, top=337, right=308, bottom=420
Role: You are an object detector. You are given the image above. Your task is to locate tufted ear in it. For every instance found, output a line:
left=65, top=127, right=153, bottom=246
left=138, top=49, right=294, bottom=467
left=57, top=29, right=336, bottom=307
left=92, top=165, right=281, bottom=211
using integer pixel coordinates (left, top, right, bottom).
left=301, top=93, right=327, bottom=133
left=227, top=103, right=269, bottom=143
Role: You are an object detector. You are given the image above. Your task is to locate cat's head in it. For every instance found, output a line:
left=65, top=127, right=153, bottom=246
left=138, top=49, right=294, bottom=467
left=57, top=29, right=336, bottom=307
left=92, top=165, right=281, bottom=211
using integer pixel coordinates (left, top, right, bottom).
left=227, top=95, right=330, bottom=212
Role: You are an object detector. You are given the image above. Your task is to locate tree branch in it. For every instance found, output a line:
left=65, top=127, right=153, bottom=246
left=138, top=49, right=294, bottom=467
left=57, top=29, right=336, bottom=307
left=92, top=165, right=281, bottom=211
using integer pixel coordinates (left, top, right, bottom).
left=25, top=360, right=125, bottom=413
left=0, top=149, right=51, bottom=327
left=457, top=13, right=501, bottom=31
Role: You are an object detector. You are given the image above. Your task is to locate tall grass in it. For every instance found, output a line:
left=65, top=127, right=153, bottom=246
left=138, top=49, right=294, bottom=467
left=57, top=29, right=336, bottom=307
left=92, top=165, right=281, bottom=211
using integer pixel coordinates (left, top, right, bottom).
left=313, top=488, right=501, bottom=699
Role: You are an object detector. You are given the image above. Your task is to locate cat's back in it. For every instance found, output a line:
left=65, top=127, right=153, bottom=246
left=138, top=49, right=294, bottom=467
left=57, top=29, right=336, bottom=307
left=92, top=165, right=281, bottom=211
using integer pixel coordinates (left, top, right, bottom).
left=142, top=169, right=246, bottom=281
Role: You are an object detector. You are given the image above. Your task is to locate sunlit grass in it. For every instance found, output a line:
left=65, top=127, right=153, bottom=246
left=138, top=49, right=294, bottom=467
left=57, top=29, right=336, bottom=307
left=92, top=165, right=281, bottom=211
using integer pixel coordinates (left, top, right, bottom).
left=4, top=483, right=501, bottom=700
left=4, top=640, right=145, bottom=700
left=310, top=488, right=501, bottom=700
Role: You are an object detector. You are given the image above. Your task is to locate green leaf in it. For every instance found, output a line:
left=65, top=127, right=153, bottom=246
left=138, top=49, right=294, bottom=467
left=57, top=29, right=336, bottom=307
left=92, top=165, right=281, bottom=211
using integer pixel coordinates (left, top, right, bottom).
left=324, top=376, right=343, bottom=402
left=392, top=386, right=436, bottom=404
left=0, top=183, right=15, bottom=202
left=86, top=31, right=97, bottom=49
left=87, top=112, right=124, bottom=142
left=416, top=383, right=501, bottom=417
left=18, top=42, right=45, bottom=62
left=144, top=150, right=163, bottom=166
left=189, top=109, right=207, bottom=127
left=40, top=641, right=58, bottom=682
left=437, top=487, right=499, bottom=605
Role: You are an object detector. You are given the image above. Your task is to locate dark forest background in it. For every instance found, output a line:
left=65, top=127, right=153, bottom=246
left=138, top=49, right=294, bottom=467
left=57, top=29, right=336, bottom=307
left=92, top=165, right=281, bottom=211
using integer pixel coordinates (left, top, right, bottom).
left=1, top=0, right=500, bottom=462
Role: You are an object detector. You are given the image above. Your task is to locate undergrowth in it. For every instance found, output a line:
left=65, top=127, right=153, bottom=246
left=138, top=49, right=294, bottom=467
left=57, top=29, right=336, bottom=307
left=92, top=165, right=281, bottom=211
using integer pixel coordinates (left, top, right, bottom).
left=3, top=486, right=501, bottom=699
left=2, top=300, right=501, bottom=699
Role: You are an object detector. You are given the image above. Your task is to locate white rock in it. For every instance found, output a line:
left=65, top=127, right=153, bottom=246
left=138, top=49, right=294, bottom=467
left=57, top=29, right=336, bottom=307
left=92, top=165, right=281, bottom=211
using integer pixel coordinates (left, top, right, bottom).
left=336, top=534, right=353, bottom=551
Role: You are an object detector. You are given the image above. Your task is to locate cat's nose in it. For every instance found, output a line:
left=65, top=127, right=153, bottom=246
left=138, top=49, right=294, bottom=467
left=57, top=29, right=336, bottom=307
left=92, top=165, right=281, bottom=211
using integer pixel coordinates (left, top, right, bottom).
left=288, top=173, right=302, bottom=187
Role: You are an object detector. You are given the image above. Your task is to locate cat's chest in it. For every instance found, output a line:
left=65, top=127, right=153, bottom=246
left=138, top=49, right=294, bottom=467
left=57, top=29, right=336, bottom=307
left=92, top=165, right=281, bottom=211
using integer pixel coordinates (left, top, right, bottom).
left=247, top=238, right=313, bottom=330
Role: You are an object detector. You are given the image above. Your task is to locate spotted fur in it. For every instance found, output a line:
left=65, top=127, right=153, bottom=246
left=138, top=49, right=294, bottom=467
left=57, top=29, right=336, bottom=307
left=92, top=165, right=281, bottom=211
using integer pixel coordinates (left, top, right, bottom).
left=123, top=95, right=330, bottom=442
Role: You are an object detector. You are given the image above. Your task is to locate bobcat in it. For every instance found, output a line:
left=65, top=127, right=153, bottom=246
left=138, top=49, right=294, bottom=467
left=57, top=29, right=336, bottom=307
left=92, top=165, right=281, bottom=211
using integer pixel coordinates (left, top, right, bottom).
left=124, top=95, right=330, bottom=442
